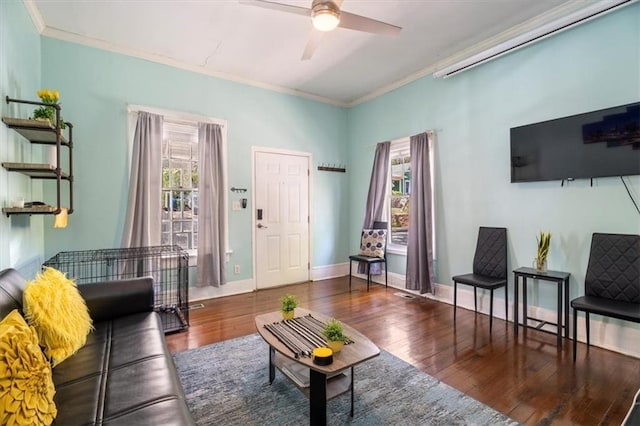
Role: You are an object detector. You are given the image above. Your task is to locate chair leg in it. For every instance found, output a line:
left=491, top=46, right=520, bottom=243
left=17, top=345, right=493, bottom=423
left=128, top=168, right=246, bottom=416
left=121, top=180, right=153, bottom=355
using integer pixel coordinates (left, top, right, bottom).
left=573, top=308, right=578, bottom=363
left=367, top=264, right=371, bottom=292
left=474, top=287, right=478, bottom=313
left=453, top=281, right=457, bottom=322
left=586, top=312, right=590, bottom=347
left=489, top=289, right=494, bottom=333
left=349, top=260, right=352, bottom=291
left=384, top=261, right=388, bottom=288
left=504, top=283, right=508, bottom=323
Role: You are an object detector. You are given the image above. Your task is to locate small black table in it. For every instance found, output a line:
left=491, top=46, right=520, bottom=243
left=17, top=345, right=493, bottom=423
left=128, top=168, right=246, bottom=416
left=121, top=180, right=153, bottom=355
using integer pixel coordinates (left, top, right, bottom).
left=513, top=267, right=571, bottom=348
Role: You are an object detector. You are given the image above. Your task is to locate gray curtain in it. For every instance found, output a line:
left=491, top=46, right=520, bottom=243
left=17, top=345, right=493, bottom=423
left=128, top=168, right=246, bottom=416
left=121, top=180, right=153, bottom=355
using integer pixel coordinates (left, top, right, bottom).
left=406, top=132, right=435, bottom=294
left=197, top=122, right=226, bottom=287
left=121, top=111, right=163, bottom=249
left=359, top=141, right=391, bottom=274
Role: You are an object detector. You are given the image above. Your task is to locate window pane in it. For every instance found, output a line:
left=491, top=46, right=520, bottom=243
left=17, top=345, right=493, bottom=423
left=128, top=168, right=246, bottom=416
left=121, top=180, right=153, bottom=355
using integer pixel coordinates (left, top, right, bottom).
left=173, top=233, right=189, bottom=249
left=391, top=195, right=409, bottom=246
left=390, top=141, right=411, bottom=247
left=162, top=121, right=200, bottom=253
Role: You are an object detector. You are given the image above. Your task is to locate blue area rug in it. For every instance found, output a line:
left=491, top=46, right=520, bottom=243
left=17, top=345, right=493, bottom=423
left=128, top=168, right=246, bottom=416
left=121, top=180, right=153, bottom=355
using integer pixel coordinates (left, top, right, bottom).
left=173, top=333, right=518, bottom=425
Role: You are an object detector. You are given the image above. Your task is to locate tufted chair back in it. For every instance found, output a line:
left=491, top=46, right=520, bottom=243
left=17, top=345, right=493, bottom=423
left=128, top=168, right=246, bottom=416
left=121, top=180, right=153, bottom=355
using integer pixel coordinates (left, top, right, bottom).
left=472, top=227, right=507, bottom=279
left=585, top=233, right=640, bottom=303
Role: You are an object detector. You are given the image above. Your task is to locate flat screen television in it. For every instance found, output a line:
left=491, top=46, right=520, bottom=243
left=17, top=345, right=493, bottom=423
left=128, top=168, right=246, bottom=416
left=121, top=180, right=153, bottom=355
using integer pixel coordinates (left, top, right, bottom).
left=510, top=102, right=640, bottom=183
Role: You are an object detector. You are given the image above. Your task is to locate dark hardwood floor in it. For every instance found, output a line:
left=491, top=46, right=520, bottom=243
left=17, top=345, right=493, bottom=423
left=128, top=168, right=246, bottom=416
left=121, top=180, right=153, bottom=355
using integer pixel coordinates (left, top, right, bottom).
left=166, top=277, right=639, bottom=425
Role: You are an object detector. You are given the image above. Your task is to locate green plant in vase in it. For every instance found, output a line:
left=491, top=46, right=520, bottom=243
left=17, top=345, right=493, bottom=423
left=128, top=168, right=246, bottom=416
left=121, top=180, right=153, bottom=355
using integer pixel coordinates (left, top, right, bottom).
left=322, top=318, right=347, bottom=353
left=32, top=89, right=66, bottom=129
left=280, top=294, right=297, bottom=320
left=535, top=231, right=551, bottom=271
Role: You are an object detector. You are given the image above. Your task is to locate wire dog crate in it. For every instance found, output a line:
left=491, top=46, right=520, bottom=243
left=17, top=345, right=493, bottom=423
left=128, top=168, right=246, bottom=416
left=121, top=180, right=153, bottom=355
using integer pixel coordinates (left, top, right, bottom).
left=44, top=246, right=189, bottom=333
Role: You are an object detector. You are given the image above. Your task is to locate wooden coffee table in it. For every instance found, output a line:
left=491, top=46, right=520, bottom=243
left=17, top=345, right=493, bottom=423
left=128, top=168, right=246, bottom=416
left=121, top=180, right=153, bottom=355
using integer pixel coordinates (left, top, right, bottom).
left=255, top=308, right=380, bottom=425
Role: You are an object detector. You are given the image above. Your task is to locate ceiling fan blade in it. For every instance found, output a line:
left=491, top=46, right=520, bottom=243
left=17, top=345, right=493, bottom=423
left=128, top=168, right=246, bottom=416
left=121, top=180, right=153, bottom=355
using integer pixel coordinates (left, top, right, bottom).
left=301, top=30, right=324, bottom=60
left=338, top=11, right=401, bottom=36
left=239, top=0, right=310, bottom=17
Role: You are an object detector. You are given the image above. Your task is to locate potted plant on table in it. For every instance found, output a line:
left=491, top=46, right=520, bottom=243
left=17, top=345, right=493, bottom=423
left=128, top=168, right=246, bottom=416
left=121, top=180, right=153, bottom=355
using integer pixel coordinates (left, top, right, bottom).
left=322, top=318, right=347, bottom=353
left=535, top=231, right=551, bottom=271
left=280, top=294, right=297, bottom=320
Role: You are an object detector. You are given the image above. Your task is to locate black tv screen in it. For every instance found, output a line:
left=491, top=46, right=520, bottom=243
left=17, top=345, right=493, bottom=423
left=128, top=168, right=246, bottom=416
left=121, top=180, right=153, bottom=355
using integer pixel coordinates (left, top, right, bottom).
left=510, top=102, right=640, bottom=183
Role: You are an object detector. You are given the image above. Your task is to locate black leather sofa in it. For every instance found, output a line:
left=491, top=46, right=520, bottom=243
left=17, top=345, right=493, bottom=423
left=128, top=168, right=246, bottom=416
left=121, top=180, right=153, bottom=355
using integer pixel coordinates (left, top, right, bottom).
left=0, top=268, right=194, bottom=425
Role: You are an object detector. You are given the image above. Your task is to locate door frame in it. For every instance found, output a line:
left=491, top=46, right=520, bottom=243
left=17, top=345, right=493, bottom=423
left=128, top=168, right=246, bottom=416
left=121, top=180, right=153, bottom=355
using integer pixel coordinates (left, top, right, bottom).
left=251, top=146, right=313, bottom=289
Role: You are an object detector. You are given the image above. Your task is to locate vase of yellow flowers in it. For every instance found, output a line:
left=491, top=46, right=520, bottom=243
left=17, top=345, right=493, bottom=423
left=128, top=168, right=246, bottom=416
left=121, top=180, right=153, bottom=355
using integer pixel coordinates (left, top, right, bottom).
left=32, top=89, right=65, bottom=129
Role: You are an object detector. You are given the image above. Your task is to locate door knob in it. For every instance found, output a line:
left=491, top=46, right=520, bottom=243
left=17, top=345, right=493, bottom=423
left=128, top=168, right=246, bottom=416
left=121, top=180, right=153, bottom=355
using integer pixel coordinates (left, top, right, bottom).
left=257, top=223, right=268, bottom=229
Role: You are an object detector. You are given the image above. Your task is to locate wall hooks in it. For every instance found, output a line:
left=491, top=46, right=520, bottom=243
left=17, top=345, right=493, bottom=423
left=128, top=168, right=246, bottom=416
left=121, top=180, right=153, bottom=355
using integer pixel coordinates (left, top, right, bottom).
left=231, top=187, right=247, bottom=193
left=317, top=163, right=346, bottom=173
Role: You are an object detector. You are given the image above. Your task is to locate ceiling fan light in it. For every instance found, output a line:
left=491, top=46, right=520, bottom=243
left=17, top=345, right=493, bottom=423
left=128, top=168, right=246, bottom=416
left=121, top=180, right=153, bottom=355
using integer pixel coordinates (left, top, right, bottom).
left=312, top=5, right=340, bottom=32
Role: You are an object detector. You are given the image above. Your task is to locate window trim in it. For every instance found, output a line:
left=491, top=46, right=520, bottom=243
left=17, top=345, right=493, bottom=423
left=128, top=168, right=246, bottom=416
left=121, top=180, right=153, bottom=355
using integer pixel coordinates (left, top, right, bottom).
left=127, top=104, right=229, bottom=265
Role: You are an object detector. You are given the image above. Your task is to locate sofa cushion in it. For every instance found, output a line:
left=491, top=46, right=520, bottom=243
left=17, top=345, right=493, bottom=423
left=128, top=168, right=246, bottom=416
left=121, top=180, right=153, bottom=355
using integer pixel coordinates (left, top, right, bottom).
left=23, top=267, right=93, bottom=366
left=53, top=312, right=193, bottom=425
left=0, top=309, right=57, bottom=426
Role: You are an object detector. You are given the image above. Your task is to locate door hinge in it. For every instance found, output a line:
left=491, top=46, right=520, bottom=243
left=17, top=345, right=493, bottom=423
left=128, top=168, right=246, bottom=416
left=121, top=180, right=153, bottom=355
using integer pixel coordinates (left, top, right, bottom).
left=308, top=262, right=310, bottom=270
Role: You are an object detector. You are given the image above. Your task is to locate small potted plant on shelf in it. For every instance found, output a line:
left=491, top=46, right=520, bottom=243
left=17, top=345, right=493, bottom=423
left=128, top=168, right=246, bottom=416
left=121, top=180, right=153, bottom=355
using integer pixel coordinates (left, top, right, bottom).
left=535, top=231, right=552, bottom=271
left=322, top=318, right=347, bottom=353
left=32, top=89, right=66, bottom=129
left=280, top=294, right=297, bottom=320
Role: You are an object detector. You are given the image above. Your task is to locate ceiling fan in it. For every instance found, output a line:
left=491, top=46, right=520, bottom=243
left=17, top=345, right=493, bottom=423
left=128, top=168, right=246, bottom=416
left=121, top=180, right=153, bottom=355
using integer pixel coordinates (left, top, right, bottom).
left=240, top=0, right=401, bottom=60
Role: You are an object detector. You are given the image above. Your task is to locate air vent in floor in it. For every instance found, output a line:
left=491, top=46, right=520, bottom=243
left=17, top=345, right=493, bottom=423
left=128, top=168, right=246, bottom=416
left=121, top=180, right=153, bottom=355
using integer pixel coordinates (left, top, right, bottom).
left=188, top=303, right=205, bottom=310
left=394, top=292, right=416, bottom=300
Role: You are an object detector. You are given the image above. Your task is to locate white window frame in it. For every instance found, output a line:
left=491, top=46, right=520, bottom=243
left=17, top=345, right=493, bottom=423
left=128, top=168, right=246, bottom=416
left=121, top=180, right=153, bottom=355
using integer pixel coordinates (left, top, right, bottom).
left=386, top=135, right=436, bottom=256
left=127, top=104, right=229, bottom=266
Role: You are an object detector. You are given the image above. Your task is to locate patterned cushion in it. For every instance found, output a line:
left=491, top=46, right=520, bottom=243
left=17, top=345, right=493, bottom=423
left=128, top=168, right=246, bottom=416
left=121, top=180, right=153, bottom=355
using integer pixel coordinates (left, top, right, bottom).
left=0, top=310, right=57, bottom=425
left=358, top=229, right=387, bottom=258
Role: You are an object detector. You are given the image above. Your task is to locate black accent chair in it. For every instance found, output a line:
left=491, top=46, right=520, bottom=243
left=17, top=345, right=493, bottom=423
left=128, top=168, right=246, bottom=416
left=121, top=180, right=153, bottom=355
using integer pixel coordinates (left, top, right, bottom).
left=571, top=233, right=640, bottom=362
left=452, top=227, right=508, bottom=333
left=349, top=221, right=388, bottom=291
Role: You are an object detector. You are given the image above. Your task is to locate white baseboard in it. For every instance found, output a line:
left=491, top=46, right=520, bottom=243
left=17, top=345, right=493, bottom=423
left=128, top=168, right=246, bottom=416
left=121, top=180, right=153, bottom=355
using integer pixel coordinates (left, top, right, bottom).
left=349, top=264, right=640, bottom=359
left=189, top=278, right=255, bottom=302
left=311, top=263, right=349, bottom=281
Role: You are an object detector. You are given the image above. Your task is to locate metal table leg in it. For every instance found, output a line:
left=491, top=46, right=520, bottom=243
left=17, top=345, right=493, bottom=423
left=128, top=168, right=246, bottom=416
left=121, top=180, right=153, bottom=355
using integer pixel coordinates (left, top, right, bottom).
left=309, top=369, right=327, bottom=426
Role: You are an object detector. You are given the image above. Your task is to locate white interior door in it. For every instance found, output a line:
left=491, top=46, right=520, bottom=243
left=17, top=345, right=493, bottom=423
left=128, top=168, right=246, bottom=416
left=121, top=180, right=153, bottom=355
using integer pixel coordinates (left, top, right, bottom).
left=255, top=151, right=310, bottom=289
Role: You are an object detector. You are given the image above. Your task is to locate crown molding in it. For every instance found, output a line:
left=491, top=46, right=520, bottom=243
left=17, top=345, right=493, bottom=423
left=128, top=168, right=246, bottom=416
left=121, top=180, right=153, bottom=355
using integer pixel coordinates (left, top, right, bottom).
left=23, top=0, right=632, bottom=108
left=347, top=1, right=620, bottom=106
left=22, top=0, right=45, bottom=33
left=36, top=25, right=348, bottom=108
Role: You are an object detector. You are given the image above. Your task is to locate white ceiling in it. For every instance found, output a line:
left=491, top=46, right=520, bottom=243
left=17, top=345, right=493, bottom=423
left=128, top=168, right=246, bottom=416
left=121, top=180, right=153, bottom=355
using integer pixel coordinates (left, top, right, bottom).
left=28, top=0, right=606, bottom=106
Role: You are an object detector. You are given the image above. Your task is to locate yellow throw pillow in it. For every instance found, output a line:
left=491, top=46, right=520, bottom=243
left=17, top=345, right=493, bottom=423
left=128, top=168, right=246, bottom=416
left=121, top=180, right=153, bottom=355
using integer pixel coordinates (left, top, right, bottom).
left=0, top=309, right=57, bottom=426
left=23, top=267, right=93, bottom=367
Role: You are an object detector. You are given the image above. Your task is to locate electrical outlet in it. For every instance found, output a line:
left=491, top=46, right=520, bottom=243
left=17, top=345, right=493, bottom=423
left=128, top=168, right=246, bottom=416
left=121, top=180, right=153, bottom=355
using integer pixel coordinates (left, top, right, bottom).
left=232, top=201, right=241, bottom=211
left=234, top=265, right=240, bottom=274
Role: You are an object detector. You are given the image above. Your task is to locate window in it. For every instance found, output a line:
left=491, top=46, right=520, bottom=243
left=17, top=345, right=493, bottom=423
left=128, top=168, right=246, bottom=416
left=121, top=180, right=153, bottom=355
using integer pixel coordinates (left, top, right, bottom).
left=161, top=121, right=199, bottom=252
left=387, top=136, right=435, bottom=254
left=389, top=139, right=411, bottom=248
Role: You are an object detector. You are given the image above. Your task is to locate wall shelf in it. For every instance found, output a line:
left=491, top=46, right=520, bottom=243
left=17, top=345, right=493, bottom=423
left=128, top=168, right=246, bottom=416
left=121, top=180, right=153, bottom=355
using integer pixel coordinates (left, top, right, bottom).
left=2, top=96, right=74, bottom=217
left=1, top=117, right=69, bottom=145
left=1, top=162, right=70, bottom=179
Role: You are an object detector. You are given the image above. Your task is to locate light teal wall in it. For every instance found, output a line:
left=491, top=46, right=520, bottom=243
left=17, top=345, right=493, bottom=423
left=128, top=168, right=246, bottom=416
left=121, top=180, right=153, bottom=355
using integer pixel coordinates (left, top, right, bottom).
left=0, top=0, right=45, bottom=277
left=348, top=4, right=640, bottom=316
left=39, top=38, right=349, bottom=281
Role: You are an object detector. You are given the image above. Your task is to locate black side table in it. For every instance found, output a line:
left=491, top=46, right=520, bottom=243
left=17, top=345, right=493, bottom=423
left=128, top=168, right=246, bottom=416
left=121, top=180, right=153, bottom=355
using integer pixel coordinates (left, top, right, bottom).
left=513, top=267, right=571, bottom=348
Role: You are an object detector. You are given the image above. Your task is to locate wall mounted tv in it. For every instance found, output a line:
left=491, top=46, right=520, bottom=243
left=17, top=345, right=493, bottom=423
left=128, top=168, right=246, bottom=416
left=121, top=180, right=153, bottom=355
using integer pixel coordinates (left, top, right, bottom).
left=510, top=102, right=640, bottom=183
